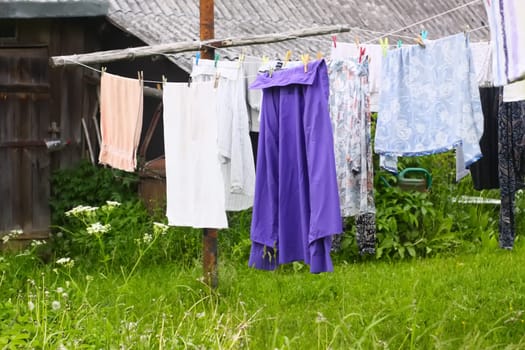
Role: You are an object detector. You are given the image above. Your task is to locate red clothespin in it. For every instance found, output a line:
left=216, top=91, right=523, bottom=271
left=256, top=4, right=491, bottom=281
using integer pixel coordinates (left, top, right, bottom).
left=358, top=47, right=366, bottom=63
left=331, top=35, right=337, bottom=48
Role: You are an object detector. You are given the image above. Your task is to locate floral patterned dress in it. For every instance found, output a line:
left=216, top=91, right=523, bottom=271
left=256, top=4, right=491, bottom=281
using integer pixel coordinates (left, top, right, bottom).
left=328, top=58, right=376, bottom=254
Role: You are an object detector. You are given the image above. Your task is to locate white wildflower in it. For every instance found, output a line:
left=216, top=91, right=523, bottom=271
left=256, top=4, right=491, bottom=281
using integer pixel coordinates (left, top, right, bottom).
left=196, top=312, right=206, bottom=319
left=56, top=287, right=64, bottom=293
left=27, top=301, right=35, bottom=311
left=62, top=292, right=68, bottom=299
left=125, top=321, right=137, bottom=331
left=10, top=229, right=23, bottom=236
left=142, top=233, right=153, bottom=244
left=56, top=257, right=74, bottom=268
left=106, top=200, right=121, bottom=207
left=65, top=205, right=98, bottom=217
left=153, top=222, right=169, bottom=235
left=315, top=311, right=327, bottom=323
left=57, top=344, right=68, bottom=350
left=86, top=222, right=111, bottom=235
left=85, top=275, right=93, bottom=282
left=1, top=235, right=9, bottom=244
left=51, top=300, right=61, bottom=311
left=56, top=231, right=64, bottom=238
left=56, top=257, right=71, bottom=265
left=31, top=240, right=45, bottom=247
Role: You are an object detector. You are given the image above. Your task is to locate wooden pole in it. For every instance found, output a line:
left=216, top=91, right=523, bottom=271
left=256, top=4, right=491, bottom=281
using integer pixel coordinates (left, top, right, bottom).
left=49, top=25, right=351, bottom=67
left=200, top=0, right=219, bottom=289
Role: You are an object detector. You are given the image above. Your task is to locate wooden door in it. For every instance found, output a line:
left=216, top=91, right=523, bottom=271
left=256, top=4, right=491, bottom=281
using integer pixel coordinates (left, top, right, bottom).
left=0, top=47, right=51, bottom=238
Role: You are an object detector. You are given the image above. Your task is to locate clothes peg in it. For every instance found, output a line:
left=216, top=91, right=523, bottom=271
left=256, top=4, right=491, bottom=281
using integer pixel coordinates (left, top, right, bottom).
left=262, top=55, right=270, bottom=66
left=268, top=67, right=274, bottom=78
left=214, top=72, right=221, bottom=89
left=397, top=40, right=403, bottom=48
left=331, top=35, right=337, bottom=48
left=358, top=47, right=366, bottom=63
left=238, top=50, right=246, bottom=68
left=187, top=76, right=192, bottom=88
left=283, top=50, right=292, bottom=66
left=415, top=35, right=426, bottom=48
left=101, top=66, right=107, bottom=74
left=214, top=53, right=220, bottom=68
left=416, top=30, right=428, bottom=48
left=162, top=75, right=167, bottom=85
left=300, top=54, right=309, bottom=73
left=379, top=38, right=389, bottom=57
left=195, top=52, right=201, bottom=66
left=137, top=71, right=143, bottom=81
left=354, top=35, right=360, bottom=49
left=316, top=51, right=323, bottom=60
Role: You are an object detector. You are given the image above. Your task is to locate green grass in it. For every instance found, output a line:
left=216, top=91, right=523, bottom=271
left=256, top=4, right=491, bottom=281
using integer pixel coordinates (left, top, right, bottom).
left=1, top=248, right=525, bottom=349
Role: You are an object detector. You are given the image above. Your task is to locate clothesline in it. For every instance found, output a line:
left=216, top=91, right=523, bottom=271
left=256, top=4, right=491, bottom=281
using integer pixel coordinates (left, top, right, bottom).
left=364, top=0, right=483, bottom=44
left=70, top=23, right=488, bottom=84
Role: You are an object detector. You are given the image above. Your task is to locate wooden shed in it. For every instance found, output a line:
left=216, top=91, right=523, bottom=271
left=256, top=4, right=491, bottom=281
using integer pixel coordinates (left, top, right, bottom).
left=0, top=0, right=187, bottom=242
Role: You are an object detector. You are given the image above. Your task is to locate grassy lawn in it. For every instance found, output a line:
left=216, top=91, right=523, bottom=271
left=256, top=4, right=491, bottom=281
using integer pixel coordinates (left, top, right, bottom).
left=1, top=245, right=525, bottom=349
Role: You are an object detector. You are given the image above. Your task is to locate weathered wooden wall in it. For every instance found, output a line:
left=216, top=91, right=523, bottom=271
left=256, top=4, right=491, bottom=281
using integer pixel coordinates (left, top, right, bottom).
left=0, top=18, right=101, bottom=239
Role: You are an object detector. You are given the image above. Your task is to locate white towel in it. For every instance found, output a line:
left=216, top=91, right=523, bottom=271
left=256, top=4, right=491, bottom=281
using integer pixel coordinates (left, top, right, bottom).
left=162, top=82, right=228, bottom=229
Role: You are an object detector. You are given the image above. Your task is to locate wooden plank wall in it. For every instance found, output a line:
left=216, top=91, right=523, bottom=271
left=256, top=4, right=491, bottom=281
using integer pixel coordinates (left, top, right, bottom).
left=0, top=19, right=101, bottom=238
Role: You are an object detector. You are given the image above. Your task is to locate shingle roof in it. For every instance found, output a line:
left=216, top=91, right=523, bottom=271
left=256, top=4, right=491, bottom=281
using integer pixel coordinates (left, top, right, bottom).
left=108, top=0, right=489, bottom=72
left=0, top=0, right=109, bottom=18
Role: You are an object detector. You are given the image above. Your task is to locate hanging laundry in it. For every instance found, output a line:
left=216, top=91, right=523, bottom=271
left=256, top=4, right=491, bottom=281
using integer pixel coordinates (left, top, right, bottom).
left=98, top=72, right=143, bottom=172
left=330, top=43, right=382, bottom=112
left=484, top=0, right=525, bottom=86
left=243, top=56, right=263, bottom=133
left=248, top=59, right=342, bottom=273
left=503, top=80, right=525, bottom=103
left=162, top=82, right=228, bottom=229
left=330, top=41, right=493, bottom=112
left=375, top=33, right=484, bottom=173
left=469, top=87, right=501, bottom=190
left=243, top=56, right=264, bottom=167
left=469, top=41, right=493, bottom=88
left=328, top=58, right=376, bottom=254
left=191, top=59, right=255, bottom=211
left=498, top=99, right=525, bottom=249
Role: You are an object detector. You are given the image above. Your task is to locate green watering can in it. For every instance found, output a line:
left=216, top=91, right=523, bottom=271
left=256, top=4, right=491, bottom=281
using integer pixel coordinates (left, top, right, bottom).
left=380, top=167, right=433, bottom=192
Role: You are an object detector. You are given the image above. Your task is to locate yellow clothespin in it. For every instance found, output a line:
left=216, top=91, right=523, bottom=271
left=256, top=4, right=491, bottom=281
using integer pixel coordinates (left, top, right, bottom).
left=415, top=30, right=427, bottom=48
left=238, top=49, right=246, bottom=68
left=316, top=51, right=323, bottom=60
left=415, top=35, right=426, bottom=48
left=300, top=54, right=309, bottom=73
left=262, top=55, right=270, bottom=66
left=379, top=38, right=389, bottom=57
left=283, top=50, right=292, bottom=66
left=354, top=35, right=360, bottom=49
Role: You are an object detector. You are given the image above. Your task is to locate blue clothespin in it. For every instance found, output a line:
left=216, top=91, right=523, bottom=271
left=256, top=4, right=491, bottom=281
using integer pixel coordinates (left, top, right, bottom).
left=195, top=52, right=201, bottom=65
left=420, top=30, right=428, bottom=40
left=214, top=53, right=220, bottom=68
left=397, top=40, right=403, bottom=48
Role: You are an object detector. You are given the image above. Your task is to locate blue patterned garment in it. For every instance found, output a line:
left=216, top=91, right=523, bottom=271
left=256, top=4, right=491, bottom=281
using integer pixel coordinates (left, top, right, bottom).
left=375, top=33, right=484, bottom=172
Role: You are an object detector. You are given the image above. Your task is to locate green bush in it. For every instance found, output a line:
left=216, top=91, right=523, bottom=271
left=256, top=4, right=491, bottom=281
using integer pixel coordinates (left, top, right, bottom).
left=49, top=160, right=139, bottom=227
